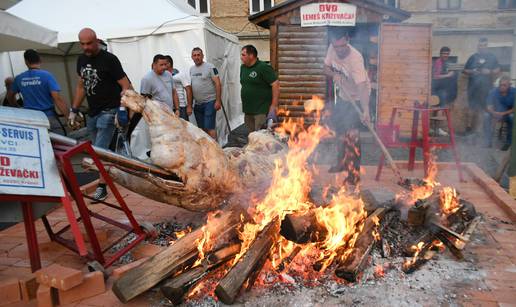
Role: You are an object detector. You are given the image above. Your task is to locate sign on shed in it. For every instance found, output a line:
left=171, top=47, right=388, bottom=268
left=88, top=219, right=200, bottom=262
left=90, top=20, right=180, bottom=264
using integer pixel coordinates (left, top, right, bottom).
left=0, top=106, right=64, bottom=197
left=301, top=3, right=356, bottom=27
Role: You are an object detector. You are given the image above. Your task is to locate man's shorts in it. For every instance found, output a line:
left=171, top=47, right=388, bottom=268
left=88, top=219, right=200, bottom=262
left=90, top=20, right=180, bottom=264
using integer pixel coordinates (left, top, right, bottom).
left=86, top=108, right=116, bottom=149
left=194, top=100, right=216, bottom=130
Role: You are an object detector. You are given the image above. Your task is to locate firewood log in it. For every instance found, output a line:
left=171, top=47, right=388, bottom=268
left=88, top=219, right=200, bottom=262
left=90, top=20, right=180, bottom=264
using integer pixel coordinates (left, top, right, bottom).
left=160, top=243, right=241, bottom=305
left=112, top=209, right=242, bottom=303
left=215, top=218, right=279, bottom=305
left=334, top=208, right=390, bottom=281
left=402, top=250, right=436, bottom=274
left=280, top=211, right=327, bottom=243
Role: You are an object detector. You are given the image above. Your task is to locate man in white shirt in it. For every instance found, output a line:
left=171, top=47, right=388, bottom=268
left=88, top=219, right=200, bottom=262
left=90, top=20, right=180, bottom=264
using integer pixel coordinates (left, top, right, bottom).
left=323, top=28, right=371, bottom=187
left=165, top=55, right=192, bottom=121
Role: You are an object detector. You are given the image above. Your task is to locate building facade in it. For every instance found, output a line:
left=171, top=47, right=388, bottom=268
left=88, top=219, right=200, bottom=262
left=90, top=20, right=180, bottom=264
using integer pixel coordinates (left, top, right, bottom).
left=401, top=0, right=516, bottom=75
left=186, top=0, right=288, bottom=61
left=194, top=0, right=516, bottom=75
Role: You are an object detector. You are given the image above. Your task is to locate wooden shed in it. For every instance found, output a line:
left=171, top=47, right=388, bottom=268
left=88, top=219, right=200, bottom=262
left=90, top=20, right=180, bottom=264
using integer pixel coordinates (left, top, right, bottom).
left=249, top=0, right=432, bottom=134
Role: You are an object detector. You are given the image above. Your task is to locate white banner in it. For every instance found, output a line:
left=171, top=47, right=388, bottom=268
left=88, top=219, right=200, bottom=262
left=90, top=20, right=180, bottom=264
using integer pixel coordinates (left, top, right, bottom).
left=301, top=3, right=357, bottom=27
left=0, top=107, right=64, bottom=197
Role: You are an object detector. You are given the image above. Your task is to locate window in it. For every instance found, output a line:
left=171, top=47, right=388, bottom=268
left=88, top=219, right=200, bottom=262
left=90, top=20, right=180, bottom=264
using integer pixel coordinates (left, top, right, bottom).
left=437, top=0, right=461, bottom=9
left=377, top=0, right=399, bottom=8
left=499, top=0, right=516, bottom=9
left=187, top=0, right=210, bottom=16
left=250, top=0, right=273, bottom=14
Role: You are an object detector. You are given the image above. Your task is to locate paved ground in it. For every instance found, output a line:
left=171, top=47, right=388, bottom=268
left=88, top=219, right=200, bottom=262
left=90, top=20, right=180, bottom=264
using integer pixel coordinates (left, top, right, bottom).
left=1, top=161, right=515, bottom=306
left=1, top=125, right=515, bottom=306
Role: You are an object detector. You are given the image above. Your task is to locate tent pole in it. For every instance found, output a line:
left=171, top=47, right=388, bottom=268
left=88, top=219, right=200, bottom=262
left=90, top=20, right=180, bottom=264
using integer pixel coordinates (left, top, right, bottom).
left=63, top=43, right=75, bottom=104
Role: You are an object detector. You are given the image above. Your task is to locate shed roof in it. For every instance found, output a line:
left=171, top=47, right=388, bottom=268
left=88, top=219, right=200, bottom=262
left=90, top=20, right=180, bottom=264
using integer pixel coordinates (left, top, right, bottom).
left=249, top=0, right=411, bottom=28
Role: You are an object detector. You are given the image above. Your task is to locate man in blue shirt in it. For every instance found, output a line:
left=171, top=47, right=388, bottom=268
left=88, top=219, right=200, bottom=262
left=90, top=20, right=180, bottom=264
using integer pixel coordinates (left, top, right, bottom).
left=8, top=49, right=69, bottom=134
left=483, top=75, right=514, bottom=150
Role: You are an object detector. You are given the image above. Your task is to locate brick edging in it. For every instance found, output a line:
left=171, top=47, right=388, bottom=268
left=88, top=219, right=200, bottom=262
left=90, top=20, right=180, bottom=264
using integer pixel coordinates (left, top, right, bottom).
left=462, top=163, right=516, bottom=222
left=387, top=160, right=516, bottom=222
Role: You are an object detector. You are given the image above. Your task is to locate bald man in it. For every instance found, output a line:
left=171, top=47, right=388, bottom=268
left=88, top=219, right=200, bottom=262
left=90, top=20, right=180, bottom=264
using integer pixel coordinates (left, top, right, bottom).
left=69, top=28, right=132, bottom=202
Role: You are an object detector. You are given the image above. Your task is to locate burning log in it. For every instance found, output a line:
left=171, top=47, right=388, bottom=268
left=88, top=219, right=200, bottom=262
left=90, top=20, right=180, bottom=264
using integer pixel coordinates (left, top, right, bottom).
left=454, top=216, right=481, bottom=250
left=160, top=243, right=241, bottom=305
left=429, top=220, right=467, bottom=242
left=215, top=218, right=279, bottom=305
left=433, top=231, right=464, bottom=260
left=334, top=208, right=389, bottom=282
left=280, top=211, right=327, bottom=243
left=112, top=209, right=241, bottom=303
left=447, top=200, right=477, bottom=226
left=402, top=250, right=436, bottom=274
left=404, top=231, right=434, bottom=256
left=407, top=198, right=432, bottom=226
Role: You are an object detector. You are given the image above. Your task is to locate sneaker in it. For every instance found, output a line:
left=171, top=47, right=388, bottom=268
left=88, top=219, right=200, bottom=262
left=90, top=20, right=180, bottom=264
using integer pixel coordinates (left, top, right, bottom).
left=501, top=143, right=511, bottom=151
left=91, top=186, right=107, bottom=204
left=437, top=128, right=449, bottom=136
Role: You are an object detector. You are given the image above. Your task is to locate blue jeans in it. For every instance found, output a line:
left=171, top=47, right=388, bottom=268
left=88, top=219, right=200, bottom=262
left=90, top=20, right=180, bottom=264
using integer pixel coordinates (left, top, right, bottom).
left=86, top=109, right=116, bottom=149
left=194, top=100, right=216, bottom=130
left=483, top=112, right=513, bottom=146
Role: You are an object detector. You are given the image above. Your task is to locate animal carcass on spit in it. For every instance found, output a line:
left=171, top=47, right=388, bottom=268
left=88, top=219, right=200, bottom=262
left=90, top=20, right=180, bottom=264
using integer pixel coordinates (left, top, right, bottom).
left=100, top=90, right=287, bottom=212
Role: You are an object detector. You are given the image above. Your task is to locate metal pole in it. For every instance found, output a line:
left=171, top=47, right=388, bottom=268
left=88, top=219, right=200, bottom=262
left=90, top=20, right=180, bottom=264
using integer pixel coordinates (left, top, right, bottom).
left=49, top=132, right=177, bottom=179
left=220, top=100, right=232, bottom=133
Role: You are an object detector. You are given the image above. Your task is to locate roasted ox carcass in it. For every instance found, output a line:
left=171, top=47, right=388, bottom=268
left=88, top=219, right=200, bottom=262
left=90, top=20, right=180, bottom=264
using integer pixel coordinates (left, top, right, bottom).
left=98, top=90, right=287, bottom=211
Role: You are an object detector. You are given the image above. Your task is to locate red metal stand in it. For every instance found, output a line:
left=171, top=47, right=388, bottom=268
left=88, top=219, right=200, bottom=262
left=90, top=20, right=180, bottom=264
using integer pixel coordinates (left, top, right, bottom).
left=375, top=103, right=464, bottom=182
left=0, top=180, right=87, bottom=272
left=49, top=139, right=151, bottom=269
left=0, top=140, right=153, bottom=272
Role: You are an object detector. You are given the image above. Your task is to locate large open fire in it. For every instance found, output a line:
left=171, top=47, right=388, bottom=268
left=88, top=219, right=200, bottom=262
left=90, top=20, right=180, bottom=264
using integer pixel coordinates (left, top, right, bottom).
left=157, top=96, right=477, bottom=305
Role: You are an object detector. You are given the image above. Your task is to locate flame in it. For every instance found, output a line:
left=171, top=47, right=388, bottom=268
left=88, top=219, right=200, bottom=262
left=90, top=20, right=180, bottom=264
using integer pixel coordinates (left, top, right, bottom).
left=396, top=152, right=440, bottom=205
left=233, top=96, right=367, bottom=274
left=172, top=227, right=191, bottom=241
left=440, top=186, right=459, bottom=215
left=403, top=241, right=425, bottom=269
left=313, top=190, right=367, bottom=270
left=193, top=212, right=219, bottom=266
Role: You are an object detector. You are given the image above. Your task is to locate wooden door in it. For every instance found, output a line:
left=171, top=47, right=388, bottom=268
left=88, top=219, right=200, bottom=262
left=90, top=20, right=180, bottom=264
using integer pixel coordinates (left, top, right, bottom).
left=377, top=23, right=432, bottom=134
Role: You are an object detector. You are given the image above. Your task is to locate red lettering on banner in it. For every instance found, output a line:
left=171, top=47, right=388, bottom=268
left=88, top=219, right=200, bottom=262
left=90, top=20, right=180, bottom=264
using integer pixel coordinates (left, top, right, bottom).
left=0, top=156, right=9, bottom=167
left=319, top=4, right=337, bottom=12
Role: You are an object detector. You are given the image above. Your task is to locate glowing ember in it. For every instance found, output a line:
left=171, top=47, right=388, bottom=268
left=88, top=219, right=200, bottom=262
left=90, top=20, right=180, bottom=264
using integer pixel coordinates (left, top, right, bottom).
left=371, top=216, right=381, bottom=242
left=169, top=227, right=191, bottom=244
left=374, top=264, right=385, bottom=278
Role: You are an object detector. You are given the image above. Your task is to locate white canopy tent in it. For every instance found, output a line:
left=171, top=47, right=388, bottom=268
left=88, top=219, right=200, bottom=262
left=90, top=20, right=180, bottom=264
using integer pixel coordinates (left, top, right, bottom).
left=0, top=9, right=58, bottom=103
left=6, top=0, right=243, bottom=144
left=0, top=10, right=58, bottom=52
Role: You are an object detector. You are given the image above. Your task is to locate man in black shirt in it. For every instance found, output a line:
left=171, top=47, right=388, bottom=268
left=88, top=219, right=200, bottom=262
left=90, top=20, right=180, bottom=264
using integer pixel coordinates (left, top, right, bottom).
left=69, top=28, right=132, bottom=202
left=463, top=37, right=500, bottom=135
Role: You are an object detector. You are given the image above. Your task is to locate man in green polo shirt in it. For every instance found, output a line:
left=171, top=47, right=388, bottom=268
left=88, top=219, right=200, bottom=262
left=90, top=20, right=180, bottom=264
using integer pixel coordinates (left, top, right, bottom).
left=240, top=45, right=279, bottom=132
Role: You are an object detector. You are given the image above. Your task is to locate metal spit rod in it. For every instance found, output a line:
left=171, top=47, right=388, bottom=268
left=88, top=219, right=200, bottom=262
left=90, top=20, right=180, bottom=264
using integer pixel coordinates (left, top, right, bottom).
left=49, top=132, right=179, bottom=179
